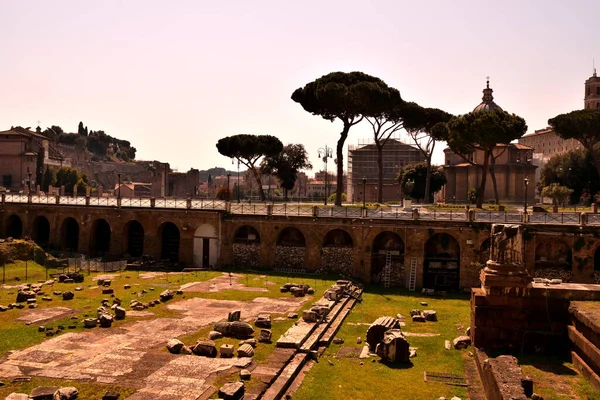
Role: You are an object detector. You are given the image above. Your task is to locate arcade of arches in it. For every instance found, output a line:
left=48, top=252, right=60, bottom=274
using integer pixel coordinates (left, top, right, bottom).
left=1, top=205, right=599, bottom=289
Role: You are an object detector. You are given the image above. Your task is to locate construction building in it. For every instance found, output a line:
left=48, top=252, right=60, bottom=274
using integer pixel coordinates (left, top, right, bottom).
left=347, top=138, right=424, bottom=203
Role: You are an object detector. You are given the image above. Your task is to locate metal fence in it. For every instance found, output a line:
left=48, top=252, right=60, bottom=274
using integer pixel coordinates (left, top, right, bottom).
left=68, top=257, right=127, bottom=273
left=529, top=212, right=580, bottom=225
left=3, top=194, right=600, bottom=226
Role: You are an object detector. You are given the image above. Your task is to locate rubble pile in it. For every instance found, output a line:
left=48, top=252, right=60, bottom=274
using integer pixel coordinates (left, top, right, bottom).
left=232, top=243, right=260, bottom=267
left=274, top=246, right=305, bottom=269
left=533, top=267, right=572, bottom=282
left=321, top=247, right=353, bottom=275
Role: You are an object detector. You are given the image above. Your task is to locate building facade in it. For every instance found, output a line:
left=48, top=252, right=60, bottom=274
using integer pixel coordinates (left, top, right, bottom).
left=443, top=80, right=537, bottom=203
left=347, top=138, right=423, bottom=203
left=0, top=126, right=67, bottom=191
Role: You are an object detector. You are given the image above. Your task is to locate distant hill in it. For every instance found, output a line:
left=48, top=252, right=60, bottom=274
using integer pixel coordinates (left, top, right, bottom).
left=199, top=167, right=245, bottom=182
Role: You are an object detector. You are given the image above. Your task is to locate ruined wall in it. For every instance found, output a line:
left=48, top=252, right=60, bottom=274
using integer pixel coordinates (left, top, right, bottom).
left=2, top=202, right=600, bottom=287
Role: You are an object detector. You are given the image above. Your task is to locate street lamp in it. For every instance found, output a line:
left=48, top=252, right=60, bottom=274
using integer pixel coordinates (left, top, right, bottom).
left=226, top=172, right=231, bottom=202
left=117, top=173, right=121, bottom=199
left=362, top=177, right=367, bottom=211
left=523, top=177, right=530, bottom=215
left=318, top=145, right=333, bottom=205
left=232, top=158, right=240, bottom=203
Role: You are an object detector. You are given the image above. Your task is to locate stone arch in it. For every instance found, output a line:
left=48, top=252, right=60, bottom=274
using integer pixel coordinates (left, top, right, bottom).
left=479, top=237, right=491, bottom=265
left=32, top=215, right=51, bottom=248
left=232, top=225, right=261, bottom=267
left=371, top=231, right=405, bottom=286
left=89, top=219, right=111, bottom=257
left=6, top=214, right=23, bottom=239
left=534, top=238, right=572, bottom=281
left=234, top=225, right=261, bottom=244
left=275, top=227, right=306, bottom=269
left=193, top=224, right=218, bottom=268
left=60, top=217, right=79, bottom=252
left=423, top=233, right=461, bottom=291
left=322, top=229, right=354, bottom=275
left=159, top=222, right=180, bottom=262
left=323, top=229, right=353, bottom=248
left=124, top=220, right=144, bottom=258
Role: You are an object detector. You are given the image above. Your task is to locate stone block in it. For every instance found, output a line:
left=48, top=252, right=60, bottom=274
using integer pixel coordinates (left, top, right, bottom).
left=218, top=381, right=244, bottom=400
left=220, top=344, right=234, bottom=358
left=237, top=343, right=254, bottom=357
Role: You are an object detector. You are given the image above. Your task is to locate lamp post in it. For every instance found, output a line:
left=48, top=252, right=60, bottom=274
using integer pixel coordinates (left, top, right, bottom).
left=117, top=173, right=121, bottom=199
left=362, top=177, right=367, bottom=211
left=523, top=176, right=530, bottom=214
left=318, top=145, right=333, bottom=205
left=226, top=172, right=231, bottom=202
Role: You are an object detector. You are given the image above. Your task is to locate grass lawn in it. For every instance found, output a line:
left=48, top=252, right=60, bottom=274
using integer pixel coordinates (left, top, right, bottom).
left=294, top=287, right=472, bottom=400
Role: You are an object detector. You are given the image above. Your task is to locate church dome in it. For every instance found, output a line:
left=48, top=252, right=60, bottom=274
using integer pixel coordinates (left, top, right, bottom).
left=473, top=78, right=503, bottom=113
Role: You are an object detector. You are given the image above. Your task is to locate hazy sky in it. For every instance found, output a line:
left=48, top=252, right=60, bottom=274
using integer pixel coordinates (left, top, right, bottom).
left=1, top=1, right=597, bottom=174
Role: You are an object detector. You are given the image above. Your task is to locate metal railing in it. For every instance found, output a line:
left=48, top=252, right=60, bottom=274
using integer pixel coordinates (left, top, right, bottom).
left=2, top=194, right=600, bottom=225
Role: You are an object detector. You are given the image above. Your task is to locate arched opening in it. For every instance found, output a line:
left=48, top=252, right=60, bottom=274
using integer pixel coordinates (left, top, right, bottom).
left=60, top=217, right=79, bottom=252
left=193, top=224, right=218, bottom=268
left=371, top=231, right=405, bottom=286
left=479, top=238, right=491, bottom=265
left=6, top=214, right=23, bottom=239
left=160, top=222, right=180, bottom=262
left=89, top=219, right=111, bottom=257
left=322, top=229, right=354, bottom=275
left=125, top=220, right=144, bottom=258
left=534, top=238, right=572, bottom=281
left=424, top=233, right=461, bottom=291
left=275, top=227, right=306, bottom=269
left=32, top=216, right=50, bottom=248
left=232, top=225, right=261, bottom=267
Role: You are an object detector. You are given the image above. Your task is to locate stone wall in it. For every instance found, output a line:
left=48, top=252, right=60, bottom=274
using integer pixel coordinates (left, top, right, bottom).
left=474, top=349, right=528, bottom=400
left=321, top=247, right=353, bottom=276
left=232, top=243, right=260, bottom=267
left=274, top=246, right=305, bottom=269
left=2, top=203, right=600, bottom=287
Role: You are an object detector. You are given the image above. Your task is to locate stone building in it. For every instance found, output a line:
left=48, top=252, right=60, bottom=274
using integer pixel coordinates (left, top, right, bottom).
left=517, top=70, right=598, bottom=184
left=443, top=80, right=537, bottom=203
left=0, top=126, right=67, bottom=191
left=347, top=138, right=423, bottom=203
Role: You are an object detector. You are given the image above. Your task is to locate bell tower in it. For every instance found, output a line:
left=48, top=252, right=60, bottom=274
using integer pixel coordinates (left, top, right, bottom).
left=584, top=65, right=600, bottom=109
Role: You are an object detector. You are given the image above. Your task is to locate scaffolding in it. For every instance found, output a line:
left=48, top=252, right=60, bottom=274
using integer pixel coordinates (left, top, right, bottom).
left=347, top=137, right=424, bottom=202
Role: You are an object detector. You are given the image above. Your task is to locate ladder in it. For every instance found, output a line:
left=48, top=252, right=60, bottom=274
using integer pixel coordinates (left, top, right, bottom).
left=382, top=252, right=392, bottom=288
left=408, top=258, right=418, bottom=291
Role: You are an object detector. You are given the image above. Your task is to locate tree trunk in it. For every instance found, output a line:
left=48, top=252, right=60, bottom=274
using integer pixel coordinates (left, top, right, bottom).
left=476, top=151, right=490, bottom=208
left=489, top=156, right=500, bottom=205
left=251, top=168, right=265, bottom=201
left=377, top=142, right=383, bottom=203
left=335, top=123, right=351, bottom=206
left=424, top=156, right=432, bottom=204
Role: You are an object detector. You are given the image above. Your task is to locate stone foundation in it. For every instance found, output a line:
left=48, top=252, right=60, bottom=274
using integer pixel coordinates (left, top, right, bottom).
left=474, top=349, right=528, bottom=400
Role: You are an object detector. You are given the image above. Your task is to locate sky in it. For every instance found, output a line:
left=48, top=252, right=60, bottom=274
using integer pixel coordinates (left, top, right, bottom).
left=1, top=0, right=598, bottom=174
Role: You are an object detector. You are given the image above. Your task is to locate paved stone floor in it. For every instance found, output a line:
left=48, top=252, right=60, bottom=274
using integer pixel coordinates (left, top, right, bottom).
left=180, top=273, right=272, bottom=293
left=0, top=280, right=308, bottom=400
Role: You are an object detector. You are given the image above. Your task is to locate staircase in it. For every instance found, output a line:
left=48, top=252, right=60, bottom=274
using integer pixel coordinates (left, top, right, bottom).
left=408, top=257, right=417, bottom=291
left=382, top=252, right=392, bottom=288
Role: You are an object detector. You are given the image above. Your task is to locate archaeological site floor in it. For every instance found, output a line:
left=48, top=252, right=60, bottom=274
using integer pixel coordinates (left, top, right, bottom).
left=0, top=264, right=597, bottom=399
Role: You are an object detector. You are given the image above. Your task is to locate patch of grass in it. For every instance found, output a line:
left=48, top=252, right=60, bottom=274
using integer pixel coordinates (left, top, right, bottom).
left=519, top=354, right=600, bottom=400
left=0, top=377, right=136, bottom=399
left=294, top=287, right=471, bottom=400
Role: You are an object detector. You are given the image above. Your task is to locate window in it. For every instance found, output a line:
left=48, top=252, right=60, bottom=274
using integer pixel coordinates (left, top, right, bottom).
left=2, top=175, right=11, bottom=187
left=597, top=87, right=600, bottom=95
left=597, top=102, right=600, bottom=109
